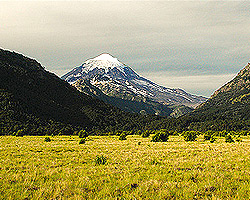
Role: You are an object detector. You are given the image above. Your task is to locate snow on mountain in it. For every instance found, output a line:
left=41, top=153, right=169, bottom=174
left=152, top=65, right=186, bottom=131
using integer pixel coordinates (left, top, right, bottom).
left=62, top=53, right=207, bottom=107
left=93, top=53, right=119, bottom=62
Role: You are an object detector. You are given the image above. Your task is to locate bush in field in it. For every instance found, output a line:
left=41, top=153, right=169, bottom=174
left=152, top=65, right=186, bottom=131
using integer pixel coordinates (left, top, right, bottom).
left=119, top=132, right=127, bottom=140
left=225, top=134, right=234, bottom=143
left=183, top=131, right=197, bottom=142
left=218, top=130, right=228, bottom=137
left=239, top=130, right=249, bottom=136
left=78, top=130, right=88, bottom=138
left=44, top=137, right=51, bottom=142
left=15, top=129, right=24, bottom=137
left=235, top=135, right=242, bottom=142
left=210, top=136, right=216, bottom=143
left=141, top=130, right=152, bottom=138
left=169, top=130, right=179, bottom=136
left=95, top=155, right=107, bottom=165
left=115, top=130, right=122, bottom=136
left=107, top=131, right=114, bottom=136
left=141, top=130, right=150, bottom=138
left=151, top=130, right=169, bottom=142
left=204, top=130, right=214, bottom=140
left=129, top=130, right=137, bottom=135
left=79, top=138, right=86, bottom=144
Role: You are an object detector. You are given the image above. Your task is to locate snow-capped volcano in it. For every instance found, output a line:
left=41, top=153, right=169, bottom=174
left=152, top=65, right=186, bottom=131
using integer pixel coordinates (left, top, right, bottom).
left=65, top=53, right=131, bottom=76
left=93, top=53, right=119, bottom=62
left=62, top=53, right=207, bottom=108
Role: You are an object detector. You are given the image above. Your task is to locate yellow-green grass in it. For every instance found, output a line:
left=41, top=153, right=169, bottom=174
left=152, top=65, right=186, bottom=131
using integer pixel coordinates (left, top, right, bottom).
left=0, top=135, right=249, bottom=199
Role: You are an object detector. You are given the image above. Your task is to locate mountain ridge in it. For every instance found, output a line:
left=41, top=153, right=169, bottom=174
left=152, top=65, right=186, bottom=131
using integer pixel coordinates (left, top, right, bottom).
left=62, top=53, right=207, bottom=115
left=182, top=62, right=250, bottom=131
left=0, top=48, right=157, bottom=135
left=147, top=62, right=250, bottom=132
left=73, top=79, right=193, bottom=117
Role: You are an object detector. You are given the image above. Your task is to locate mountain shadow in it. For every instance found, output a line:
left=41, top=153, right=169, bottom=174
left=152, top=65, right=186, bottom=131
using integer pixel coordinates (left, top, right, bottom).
left=0, top=48, right=158, bottom=135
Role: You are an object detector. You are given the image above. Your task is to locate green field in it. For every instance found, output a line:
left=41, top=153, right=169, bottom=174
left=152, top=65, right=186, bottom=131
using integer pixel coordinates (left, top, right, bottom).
left=0, top=135, right=250, bottom=200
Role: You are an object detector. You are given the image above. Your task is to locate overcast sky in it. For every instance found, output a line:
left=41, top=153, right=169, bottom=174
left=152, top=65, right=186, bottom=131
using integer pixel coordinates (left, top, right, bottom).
left=1, top=1, right=249, bottom=97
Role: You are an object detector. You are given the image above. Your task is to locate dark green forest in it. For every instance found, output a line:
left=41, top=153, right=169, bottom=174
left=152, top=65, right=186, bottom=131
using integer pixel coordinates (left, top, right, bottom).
left=0, top=49, right=159, bottom=135
left=0, top=48, right=249, bottom=135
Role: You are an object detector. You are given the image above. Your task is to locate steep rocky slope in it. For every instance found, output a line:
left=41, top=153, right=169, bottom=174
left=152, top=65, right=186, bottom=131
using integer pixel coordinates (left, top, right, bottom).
left=73, top=79, right=193, bottom=117
left=62, top=53, right=206, bottom=115
left=0, top=49, right=155, bottom=135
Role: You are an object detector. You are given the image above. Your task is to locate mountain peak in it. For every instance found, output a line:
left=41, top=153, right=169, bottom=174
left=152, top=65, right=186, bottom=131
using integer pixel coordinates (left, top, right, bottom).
left=62, top=54, right=207, bottom=108
left=92, top=53, right=119, bottom=63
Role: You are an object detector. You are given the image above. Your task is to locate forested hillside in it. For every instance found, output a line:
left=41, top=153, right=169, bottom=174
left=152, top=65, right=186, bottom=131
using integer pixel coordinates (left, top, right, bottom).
left=0, top=49, right=157, bottom=135
left=149, top=63, right=250, bottom=131
left=1, top=48, right=249, bottom=135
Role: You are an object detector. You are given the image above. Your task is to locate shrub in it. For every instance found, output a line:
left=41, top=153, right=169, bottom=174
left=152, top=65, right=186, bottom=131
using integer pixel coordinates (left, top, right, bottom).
left=115, top=130, right=122, bottom=136
left=141, top=130, right=150, bottom=138
left=44, top=137, right=51, bottom=142
left=225, top=134, right=234, bottom=143
left=119, top=132, right=127, bottom=140
left=239, top=130, right=248, bottom=136
left=136, top=130, right=142, bottom=135
left=183, top=131, right=197, bottom=142
left=151, top=130, right=169, bottom=142
left=15, top=129, right=24, bottom=137
left=107, top=131, right=115, bottom=136
left=79, top=138, right=86, bottom=144
left=204, top=130, right=214, bottom=140
left=78, top=130, right=88, bottom=138
left=128, top=130, right=136, bottom=135
left=235, top=135, right=242, bottom=142
left=210, top=136, right=216, bottom=143
left=95, top=155, right=107, bottom=165
left=172, top=131, right=179, bottom=136
left=218, top=130, right=228, bottom=137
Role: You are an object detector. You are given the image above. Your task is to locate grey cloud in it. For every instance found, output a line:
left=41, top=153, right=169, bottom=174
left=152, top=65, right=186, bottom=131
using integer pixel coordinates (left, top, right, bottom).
left=0, top=1, right=249, bottom=96
left=142, top=72, right=236, bottom=97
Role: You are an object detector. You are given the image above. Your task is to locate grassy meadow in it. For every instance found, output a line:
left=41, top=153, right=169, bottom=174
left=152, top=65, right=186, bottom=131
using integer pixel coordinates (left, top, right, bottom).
left=0, top=135, right=250, bottom=200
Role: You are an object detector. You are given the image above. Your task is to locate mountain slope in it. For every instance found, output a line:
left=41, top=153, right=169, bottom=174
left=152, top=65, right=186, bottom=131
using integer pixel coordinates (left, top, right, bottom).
left=195, top=63, right=249, bottom=118
left=62, top=53, right=207, bottom=111
left=73, top=79, right=193, bottom=117
left=147, top=63, right=250, bottom=132
left=0, top=49, right=156, bottom=135
left=181, top=63, right=250, bottom=131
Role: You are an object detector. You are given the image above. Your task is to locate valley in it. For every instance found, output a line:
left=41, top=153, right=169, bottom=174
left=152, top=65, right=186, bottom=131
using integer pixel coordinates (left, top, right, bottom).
left=1, top=135, right=250, bottom=199
left=1, top=2, right=250, bottom=200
